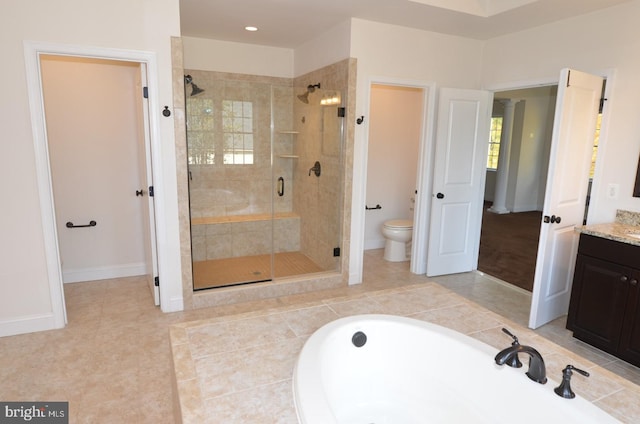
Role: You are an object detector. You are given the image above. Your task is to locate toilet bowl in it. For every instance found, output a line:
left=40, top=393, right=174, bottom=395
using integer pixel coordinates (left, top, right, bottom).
left=382, top=219, right=413, bottom=262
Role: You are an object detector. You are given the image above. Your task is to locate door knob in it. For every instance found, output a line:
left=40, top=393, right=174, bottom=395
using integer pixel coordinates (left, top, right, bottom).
left=436, top=192, right=445, bottom=199
left=543, top=215, right=561, bottom=224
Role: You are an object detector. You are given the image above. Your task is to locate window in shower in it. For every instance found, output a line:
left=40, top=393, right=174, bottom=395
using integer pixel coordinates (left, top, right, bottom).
left=222, top=100, right=254, bottom=165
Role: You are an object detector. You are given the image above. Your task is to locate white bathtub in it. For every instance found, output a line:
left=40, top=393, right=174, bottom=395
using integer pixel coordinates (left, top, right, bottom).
left=293, top=314, right=620, bottom=424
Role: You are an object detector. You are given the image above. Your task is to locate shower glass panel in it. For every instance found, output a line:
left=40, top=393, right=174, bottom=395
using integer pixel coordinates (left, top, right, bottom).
left=185, top=71, right=343, bottom=291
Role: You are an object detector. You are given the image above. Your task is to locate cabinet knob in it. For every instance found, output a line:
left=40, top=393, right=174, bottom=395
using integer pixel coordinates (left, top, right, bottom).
left=621, top=275, right=629, bottom=283
left=631, top=279, right=638, bottom=286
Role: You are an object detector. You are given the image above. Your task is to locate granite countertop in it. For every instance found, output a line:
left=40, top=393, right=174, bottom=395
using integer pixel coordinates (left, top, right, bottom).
left=576, top=209, right=640, bottom=247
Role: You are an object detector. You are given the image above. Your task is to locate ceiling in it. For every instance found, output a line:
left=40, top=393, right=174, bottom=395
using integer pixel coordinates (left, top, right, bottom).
left=179, top=0, right=630, bottom=49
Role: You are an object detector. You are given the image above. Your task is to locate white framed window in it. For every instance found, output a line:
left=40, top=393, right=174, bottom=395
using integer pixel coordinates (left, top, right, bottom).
left=487, top=116, right=503, bottom=170
left=222, top=100, right=254, bottom=165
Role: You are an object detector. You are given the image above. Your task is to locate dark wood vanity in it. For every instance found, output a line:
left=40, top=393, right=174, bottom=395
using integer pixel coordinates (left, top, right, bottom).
left=567, top=233, right=640, bottom=367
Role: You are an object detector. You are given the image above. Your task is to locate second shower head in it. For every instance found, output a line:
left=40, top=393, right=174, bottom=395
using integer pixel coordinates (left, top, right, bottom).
left=297, top=83, right=321, bottom=104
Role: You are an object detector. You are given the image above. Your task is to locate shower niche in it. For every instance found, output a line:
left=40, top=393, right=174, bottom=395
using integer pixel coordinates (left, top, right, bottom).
left=184, top=69, right=347, bottom=291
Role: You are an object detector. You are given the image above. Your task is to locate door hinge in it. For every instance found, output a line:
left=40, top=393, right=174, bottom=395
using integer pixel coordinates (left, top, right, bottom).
left=599, top=97, right=608, bottom=113
left=333, top=247, right=341, bottom=257
left=337, top=107, right=345, bottom=117
left=154, top=276, right=159, bottom=287
left=148, top=186, right=154, bottom=197
left=143, top=86, right=149, bottom=99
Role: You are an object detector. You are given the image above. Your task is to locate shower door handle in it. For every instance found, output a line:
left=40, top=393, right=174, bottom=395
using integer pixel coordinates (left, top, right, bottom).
left=277, top=177, right=284, bottom=197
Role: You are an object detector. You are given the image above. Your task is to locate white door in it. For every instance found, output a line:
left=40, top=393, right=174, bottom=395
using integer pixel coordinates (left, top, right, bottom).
left=427, top=88, right=492, bottom=276
left=529, top=69, right=603, bottom=329
left=136, top=65, right=160, bottom=305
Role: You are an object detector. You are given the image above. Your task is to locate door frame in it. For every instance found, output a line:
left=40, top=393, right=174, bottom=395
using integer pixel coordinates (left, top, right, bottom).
left=352, top=76, right=436, bottom=282
left=24, top=41, right=166, bottom=326
left=483, top=69, right=614, bottom=320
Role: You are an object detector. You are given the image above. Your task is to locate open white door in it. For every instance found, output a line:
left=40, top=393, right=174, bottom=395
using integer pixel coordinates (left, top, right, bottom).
left=529, top=69, right=603, bottom=329
left=137, top=64, right=160, bottom=306
left=427, top=88, right=492, bottom=276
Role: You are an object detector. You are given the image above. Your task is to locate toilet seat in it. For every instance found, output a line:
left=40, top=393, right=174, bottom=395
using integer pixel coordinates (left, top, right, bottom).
left=383, top=219, right=412, bottom=229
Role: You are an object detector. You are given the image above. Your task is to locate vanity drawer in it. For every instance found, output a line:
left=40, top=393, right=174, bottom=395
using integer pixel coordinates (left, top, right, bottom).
left=578, top=233, right=640, bottom=268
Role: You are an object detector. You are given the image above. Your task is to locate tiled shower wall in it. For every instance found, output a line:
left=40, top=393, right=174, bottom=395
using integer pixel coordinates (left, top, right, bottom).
left=184, top=64, right=354, bottom=267
left=184, top=71, right=296, bottom=258
left=184, top=71, right=294, bottom=218
left=172, top=39, right=356, bottom=309
left=294, top=59, right=354, bottom=270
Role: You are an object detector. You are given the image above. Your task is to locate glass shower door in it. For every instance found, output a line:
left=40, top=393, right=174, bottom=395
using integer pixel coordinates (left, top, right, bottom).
left=187, top=73, right=275, bottom=289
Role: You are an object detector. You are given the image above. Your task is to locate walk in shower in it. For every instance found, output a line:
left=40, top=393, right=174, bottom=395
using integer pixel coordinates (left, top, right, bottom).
left=185, top=70, right=345, bottom=290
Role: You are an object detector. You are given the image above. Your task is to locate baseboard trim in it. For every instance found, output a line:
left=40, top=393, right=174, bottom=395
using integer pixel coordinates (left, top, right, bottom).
left=364, top=239, right=385, bottom=250
left=163, top=296, right=184, bottom=313
left=63, top=263, right=149, bottom=283
left=0, top=313, right=64, bottom=337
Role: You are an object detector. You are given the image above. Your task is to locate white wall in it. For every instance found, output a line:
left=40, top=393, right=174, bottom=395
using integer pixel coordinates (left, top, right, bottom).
left=41, top=56, right=149, bottom=283
left=293, top=20, right=352, bottom=77
left=482, top=0, right=640, bottom=223
left=494, top=87, right=557, bottom=213
left=182, top=36, right=294, bottom=77
left=364, top=84, right=423, bottom=249
left=0, top=0, right=181, bottom=336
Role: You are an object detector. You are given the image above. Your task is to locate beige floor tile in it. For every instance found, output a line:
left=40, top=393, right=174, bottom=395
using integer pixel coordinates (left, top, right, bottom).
left=3, top=248, right=639, bottom=424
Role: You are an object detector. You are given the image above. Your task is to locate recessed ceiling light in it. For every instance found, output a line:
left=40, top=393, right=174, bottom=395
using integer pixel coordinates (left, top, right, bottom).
left=245, top=26, right=258, bottom=32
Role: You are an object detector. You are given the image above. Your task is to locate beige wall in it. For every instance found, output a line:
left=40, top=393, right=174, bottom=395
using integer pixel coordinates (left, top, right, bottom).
left=0, top=0, right=181, bottom=336
left=41, top=56, right=150, bottom=282
left=364, top=84, right=423, bottom=249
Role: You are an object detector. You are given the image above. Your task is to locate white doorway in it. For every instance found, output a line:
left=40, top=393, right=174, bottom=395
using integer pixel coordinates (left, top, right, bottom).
left=24, top=42, right=165, bottom=327
left=362, top=79, right=435, bottom=276
left=40, top=56, right=157, bottom=291
left=40, top=55, right=159, bottom=306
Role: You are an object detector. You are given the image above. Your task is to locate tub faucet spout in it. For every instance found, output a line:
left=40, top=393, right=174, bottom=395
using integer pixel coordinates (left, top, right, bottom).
left=494, top=329, right=547, bottom=384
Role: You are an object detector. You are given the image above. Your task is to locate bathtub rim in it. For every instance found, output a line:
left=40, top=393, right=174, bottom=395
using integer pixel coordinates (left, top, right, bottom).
left=293, top=314, right=501, bottom=423
left=292, top=314, right=621, bottom=424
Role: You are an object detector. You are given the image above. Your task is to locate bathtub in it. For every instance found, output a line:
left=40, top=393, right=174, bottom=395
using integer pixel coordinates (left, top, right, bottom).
left=293, top=314, right=619, bottom=424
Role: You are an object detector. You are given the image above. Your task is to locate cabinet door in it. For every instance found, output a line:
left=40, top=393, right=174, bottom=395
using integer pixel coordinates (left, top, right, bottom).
left=567, top=254, right=630, bottom=353
left=619, top=271, right=640, bottom=366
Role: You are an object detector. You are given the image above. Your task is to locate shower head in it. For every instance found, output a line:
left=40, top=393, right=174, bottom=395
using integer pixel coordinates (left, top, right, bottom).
left=184, top=74, right=205, bottom=96
left=297, top=91, right=310, bottom=104
left=296, top=83, right=321, bottom=104
left=190, top=83, right=205, bottom=97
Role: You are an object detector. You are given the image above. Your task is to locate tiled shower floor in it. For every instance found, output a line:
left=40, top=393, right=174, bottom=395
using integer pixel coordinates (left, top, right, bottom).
left=192, top=252, right=323, bottom=289
left=2, top=249, right=639, bottom=423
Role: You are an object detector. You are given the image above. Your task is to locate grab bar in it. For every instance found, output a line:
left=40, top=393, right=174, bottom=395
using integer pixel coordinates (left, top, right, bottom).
left=66, top=220, right=97, bottom=228
left=365, top=204, right=382, bottom=210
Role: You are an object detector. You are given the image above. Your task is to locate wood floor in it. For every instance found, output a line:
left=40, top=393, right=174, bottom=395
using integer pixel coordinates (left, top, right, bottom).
left=478, top=204, right=542, bottom=292
left=193, top=251, right=324, bottom=290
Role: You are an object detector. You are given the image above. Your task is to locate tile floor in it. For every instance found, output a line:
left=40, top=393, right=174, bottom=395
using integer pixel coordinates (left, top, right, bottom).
left=2, top=249, right=639, bottom=423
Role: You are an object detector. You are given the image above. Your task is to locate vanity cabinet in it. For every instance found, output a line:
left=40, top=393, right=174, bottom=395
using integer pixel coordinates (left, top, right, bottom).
left=566, top=234, right=640, bottom=367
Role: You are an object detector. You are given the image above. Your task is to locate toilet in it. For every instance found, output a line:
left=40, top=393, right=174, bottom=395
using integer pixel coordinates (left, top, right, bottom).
left=382, top=219, right=413, bottom=262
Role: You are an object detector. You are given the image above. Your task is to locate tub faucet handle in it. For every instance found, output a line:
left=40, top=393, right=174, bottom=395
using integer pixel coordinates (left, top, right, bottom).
left=554, top=365, right=589, bottom=399
left=500, top=328, right=522, bottom=368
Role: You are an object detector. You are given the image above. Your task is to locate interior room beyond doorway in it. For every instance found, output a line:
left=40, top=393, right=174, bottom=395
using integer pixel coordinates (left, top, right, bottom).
left=479, top=85, right=558, bottom=291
